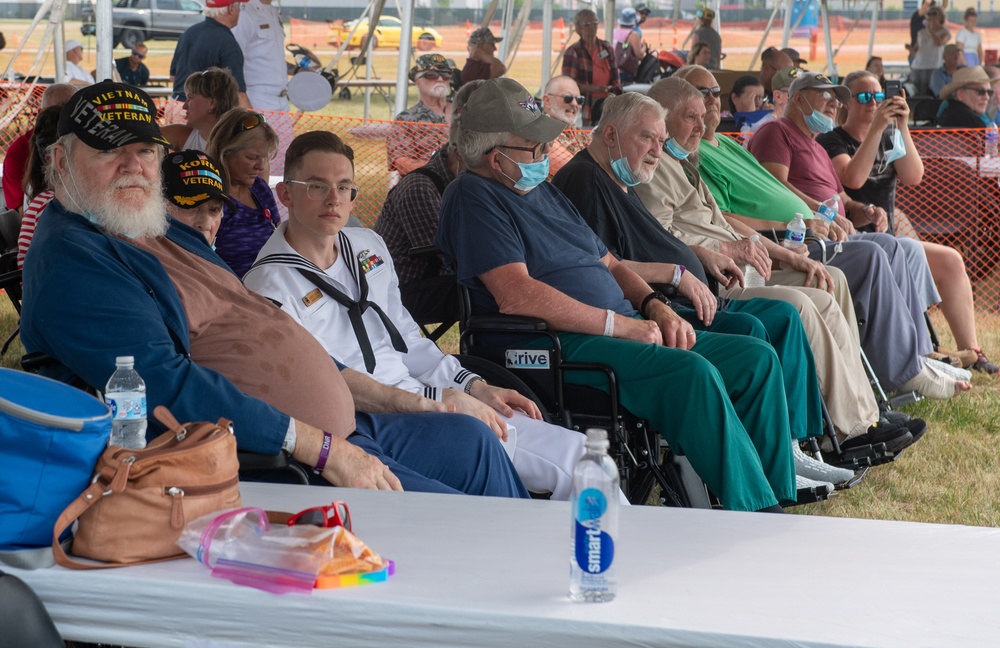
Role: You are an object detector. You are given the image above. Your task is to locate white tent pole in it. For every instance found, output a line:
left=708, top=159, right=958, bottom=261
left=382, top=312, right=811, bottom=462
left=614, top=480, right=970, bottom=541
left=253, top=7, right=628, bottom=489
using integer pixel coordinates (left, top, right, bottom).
left=604, top=0, right=615, bottom=43
left=392, top=0, right=413, bottom=117
left=780, top=0, right=794, bottom=48
left=820, top=0, right=836, bottom=79
left=749, top=3, right=782, bottom=70
left=53, top=0, right=66, bottom=84
left=96, top=0, right=113, bottom=81
left=867, top=1, right=878, bottom=62
left=541, top=0, right=552, bottom=92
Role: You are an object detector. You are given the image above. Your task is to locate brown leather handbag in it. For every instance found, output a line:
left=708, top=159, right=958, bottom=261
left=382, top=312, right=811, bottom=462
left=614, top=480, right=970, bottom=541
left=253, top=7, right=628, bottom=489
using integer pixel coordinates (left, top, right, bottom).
left=52, top=406, right=242, bottom=569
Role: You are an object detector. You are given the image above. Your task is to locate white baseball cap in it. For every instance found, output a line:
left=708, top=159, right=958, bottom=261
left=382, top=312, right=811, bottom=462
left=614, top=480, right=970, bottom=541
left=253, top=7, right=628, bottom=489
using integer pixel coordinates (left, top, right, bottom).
left=65, top=39, right=84, bottom=53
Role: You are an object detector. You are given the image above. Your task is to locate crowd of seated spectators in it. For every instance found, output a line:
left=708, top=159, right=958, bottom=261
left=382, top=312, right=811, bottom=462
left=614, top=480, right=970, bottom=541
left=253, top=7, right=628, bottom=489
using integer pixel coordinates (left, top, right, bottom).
left=7, top=13, right=1000, bottom=514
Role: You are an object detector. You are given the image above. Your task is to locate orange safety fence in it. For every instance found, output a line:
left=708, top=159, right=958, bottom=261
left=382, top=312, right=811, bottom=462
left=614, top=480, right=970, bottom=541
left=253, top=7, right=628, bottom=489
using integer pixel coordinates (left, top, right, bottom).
left=2, top=83, right=1000, bottom=311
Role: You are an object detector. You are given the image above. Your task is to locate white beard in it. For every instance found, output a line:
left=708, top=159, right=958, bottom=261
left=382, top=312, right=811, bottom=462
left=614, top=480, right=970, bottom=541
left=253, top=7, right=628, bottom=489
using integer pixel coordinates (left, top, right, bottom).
left=63, top=168, right=169, bottom=240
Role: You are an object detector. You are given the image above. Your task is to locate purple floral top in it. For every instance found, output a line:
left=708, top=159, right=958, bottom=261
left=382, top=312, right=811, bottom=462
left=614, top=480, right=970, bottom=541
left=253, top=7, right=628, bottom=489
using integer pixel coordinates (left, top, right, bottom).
left=215, top=175, right=280, bottom=278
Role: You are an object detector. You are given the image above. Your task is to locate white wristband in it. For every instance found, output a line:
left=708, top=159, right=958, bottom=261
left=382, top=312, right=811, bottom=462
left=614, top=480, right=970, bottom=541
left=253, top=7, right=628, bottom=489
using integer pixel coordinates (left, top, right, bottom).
left=604, top=309, right=615, bottom=337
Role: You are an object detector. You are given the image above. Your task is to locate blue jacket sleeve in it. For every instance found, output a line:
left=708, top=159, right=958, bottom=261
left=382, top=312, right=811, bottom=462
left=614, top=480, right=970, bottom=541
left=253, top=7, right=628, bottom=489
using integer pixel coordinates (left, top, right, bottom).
left=20, top=217, right=290, bottom=454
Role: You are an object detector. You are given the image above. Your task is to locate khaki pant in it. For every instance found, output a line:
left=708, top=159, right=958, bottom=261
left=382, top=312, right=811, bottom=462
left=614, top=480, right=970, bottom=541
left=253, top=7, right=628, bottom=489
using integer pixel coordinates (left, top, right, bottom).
left=723, top=266, right=879, bottom=441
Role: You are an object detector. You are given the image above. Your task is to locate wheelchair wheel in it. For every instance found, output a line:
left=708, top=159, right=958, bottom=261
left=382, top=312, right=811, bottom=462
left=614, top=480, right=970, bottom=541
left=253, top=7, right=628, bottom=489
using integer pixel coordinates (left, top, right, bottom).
left=453, top=354, right=553, bottom=425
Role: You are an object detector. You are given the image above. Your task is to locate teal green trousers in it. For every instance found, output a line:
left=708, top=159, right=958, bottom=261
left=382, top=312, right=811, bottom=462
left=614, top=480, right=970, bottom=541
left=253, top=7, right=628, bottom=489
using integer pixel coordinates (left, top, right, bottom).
left=558, top=330, right=796, bottom=511
left=685, top=298, right=824, bottom=442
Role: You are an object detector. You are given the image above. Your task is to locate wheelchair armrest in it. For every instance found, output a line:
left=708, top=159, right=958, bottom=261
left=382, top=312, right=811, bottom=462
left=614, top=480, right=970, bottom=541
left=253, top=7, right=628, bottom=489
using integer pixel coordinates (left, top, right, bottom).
left=408, top=244, right=440, bottom=259
left=237, top=451, right=310, bottom=485
left=466, top=313, right=549, bottom=331
left=756, top=227, right=817, bottom=244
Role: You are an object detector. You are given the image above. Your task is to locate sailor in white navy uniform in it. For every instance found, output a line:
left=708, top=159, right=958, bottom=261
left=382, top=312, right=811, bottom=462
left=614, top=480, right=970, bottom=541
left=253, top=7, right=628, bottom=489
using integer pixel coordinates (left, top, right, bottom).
left=244, top=131, right=616, bottom=501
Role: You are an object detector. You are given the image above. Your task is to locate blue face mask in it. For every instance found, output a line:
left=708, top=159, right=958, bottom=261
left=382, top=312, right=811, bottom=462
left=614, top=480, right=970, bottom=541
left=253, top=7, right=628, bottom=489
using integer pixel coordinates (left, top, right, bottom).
left=499, top=150, right=549, bottom=192
left=609, top=132, right=640, bottom=186
left=800, top=102, right=836, bottom=134
left=884, top=126, right=907, bottom=165
left=664, top=137, right=690, bottom=160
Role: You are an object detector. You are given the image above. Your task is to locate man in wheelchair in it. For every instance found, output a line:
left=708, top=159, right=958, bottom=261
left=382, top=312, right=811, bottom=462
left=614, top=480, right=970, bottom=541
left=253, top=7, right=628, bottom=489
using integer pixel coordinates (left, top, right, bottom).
left=244, top=130, right=614, bottom=502
left=435, top=78, right=797, bottom=512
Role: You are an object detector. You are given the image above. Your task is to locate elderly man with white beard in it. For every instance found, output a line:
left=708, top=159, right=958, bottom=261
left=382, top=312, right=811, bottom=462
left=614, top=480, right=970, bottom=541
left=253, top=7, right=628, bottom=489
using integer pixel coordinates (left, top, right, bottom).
left=19, top=81, right=530, bottom=499
left=388, top=54, right=455, bottom=177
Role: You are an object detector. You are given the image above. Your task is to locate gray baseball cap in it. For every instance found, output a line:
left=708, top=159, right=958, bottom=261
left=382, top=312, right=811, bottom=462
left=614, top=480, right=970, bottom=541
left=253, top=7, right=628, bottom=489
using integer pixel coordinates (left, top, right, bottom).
left=462, top=78, right=566, bottom=143
left=788, top=71, right=851, bottom=104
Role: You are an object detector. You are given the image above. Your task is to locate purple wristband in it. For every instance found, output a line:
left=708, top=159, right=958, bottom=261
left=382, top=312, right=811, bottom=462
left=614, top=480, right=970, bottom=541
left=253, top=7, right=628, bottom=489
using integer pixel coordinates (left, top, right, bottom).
left=313, top=431, right=332, bottom=475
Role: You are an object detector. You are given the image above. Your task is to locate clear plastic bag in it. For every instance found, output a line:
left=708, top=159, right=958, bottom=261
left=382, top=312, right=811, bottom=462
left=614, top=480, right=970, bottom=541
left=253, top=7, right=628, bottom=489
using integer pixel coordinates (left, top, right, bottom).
left=179, top=507, right=388, bottom=594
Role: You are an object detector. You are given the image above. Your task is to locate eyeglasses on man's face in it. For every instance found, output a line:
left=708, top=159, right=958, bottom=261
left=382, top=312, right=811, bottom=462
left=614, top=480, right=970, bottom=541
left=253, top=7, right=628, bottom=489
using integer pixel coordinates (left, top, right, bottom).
left=696, top=86, right=722, bottom=99
left=498, top=141, right=549, bottom=159
left=285, top=180, right=359, bottom=202
left=418, top=72, right=448, bottom=82
left=548, top=93, right=585, bottom=105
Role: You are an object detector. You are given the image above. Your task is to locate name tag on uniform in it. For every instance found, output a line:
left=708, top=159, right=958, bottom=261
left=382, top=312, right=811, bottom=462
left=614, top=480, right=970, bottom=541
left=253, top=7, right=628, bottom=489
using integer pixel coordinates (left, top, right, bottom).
left=302, top=288, right=322, bottom=307
left=598, top=49, right=609, bottom=59
left=260, top=23, right=270, bottom=29
left=358, top=249, right=385, bottom=274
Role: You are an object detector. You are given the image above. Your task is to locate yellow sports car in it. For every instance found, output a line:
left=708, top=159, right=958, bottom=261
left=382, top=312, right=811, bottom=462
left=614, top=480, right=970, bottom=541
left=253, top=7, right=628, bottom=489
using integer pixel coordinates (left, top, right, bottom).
left=328, top=16, right=443, bottom=49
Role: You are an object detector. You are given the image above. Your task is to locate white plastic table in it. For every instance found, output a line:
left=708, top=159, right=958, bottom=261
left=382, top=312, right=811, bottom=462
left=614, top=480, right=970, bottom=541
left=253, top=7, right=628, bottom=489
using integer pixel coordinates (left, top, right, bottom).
left=8, top=482, right=1000, bottom=647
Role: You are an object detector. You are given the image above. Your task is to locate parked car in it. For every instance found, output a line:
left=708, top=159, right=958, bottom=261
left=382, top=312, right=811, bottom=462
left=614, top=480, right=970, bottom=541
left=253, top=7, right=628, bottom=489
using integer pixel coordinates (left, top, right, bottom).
left=327, top=16, right=442, bottom=50
left=80, top=0, right=205, bottom=49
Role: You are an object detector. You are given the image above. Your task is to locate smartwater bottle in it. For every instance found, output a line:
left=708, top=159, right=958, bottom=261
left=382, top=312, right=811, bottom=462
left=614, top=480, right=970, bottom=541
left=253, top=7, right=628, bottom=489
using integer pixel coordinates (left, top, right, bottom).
left=105, top=356, right=148, bottom=449
left=569, top=428, right=619, bottom=602
left=784, top=212, right=807, bottom=250
left=744, top=234, right=766, bottom=288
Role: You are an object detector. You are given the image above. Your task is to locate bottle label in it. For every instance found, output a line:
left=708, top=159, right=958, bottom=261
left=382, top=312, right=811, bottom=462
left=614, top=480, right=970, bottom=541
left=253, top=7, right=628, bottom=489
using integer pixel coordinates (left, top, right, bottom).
left=787, top=229, right=805, bottom=244
left=107, top=394, right=147, bottom=421
left=817, top=204, right=837, bottom=223
left=574, top=488, right=614, bottom=574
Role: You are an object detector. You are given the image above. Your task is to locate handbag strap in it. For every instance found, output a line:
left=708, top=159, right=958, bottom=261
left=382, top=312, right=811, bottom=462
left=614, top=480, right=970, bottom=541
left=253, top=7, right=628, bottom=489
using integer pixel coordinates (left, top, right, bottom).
left=51, top=479, right=187, bottom=570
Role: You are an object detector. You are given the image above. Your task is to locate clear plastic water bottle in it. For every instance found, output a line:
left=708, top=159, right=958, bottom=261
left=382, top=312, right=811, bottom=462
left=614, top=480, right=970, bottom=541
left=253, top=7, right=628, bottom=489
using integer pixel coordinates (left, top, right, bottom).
left=784, top=212, right=807, bottom=250
left=744, top=234, right=766, bottom=288
left=569, top=428, right=619, bottom=603
left=986, top=122, right=999, bottom=158
left=105, top=356, right=148, bottom=449
left=816, top=195, right=840, bottom=224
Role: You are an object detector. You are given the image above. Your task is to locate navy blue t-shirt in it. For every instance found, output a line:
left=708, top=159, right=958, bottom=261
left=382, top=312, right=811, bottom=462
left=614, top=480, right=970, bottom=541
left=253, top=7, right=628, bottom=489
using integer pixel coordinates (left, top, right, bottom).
left=170, top=18, right=246, bottom=99
left=435, top=172, right=636, bottom=317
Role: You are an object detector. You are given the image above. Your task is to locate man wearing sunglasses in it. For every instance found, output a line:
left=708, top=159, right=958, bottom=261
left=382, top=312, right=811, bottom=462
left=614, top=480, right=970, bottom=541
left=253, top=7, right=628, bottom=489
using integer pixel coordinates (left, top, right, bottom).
left=114, top=43, right=149, bottom=87
left=389, top=54, right=455, bottom=178
left=542, top=75, right=588, bottom=175
left=937, top=65, right=995, bottom=127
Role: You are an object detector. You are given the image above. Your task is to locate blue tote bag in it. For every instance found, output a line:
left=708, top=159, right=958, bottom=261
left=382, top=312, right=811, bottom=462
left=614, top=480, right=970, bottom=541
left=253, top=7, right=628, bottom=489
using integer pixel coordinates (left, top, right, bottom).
left=0, top=368, right=111, bottom=551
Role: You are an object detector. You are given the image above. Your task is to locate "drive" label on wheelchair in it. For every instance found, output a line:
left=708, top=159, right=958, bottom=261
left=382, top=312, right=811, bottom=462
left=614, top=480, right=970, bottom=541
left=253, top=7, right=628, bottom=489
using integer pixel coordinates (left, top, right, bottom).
left=505, top=349, right=550, bottom=369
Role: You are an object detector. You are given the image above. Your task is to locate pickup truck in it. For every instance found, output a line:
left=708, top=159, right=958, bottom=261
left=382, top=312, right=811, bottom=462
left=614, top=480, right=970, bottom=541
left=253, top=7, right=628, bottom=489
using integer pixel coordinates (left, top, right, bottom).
left=81, top=0, right=205, bottom=49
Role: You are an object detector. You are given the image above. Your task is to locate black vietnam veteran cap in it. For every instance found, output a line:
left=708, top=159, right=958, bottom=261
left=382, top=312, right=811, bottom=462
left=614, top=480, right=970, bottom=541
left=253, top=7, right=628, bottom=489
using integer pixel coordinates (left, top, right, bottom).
left=58, top=80, right=170, bottom=150
left=161, top=150, right=235, bottom=210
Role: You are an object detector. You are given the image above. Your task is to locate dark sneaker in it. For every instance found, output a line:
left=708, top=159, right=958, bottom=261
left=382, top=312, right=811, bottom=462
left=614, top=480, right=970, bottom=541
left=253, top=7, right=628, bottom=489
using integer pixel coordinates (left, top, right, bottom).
left=841, top=422, right=913, bottom=454
left=967, top=348, right=999, bottom=375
